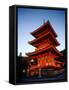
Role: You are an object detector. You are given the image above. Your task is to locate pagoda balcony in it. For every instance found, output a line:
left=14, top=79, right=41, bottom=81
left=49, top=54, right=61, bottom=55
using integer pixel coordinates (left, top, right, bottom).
left=29, top=61, right=64, bottom=71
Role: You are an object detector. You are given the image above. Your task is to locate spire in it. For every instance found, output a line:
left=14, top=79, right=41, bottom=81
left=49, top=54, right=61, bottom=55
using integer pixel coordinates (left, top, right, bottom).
left=43, top=19, right=45, bottom=24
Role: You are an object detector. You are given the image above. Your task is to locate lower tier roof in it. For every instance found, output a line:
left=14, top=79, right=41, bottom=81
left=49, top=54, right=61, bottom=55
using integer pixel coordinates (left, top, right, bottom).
left=26, top=45, right=63, bottom=58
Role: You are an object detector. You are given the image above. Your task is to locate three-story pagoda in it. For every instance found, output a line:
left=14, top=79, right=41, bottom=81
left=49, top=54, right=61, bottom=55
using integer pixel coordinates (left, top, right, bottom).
left=26, top=20, right=64, bottom=77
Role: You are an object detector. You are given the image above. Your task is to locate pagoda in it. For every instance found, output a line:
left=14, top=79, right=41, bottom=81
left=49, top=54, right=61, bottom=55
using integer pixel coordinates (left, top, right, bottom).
left=26, top=20, right=64, bottom=77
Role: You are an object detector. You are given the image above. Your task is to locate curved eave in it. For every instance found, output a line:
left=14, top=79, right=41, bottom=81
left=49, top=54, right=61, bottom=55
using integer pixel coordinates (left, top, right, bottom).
left=26, top=45, right=63, bottom=57
left=31, top=20, right=57, bottom=38
left=52, top=47, right=63, bottom=57
left=28, top=31, right=60, bottom=47
left=31, top=21, right=48, bottom=35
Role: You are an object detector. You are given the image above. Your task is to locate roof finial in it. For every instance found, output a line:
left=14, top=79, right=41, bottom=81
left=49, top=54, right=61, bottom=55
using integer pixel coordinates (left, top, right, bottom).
left=43, top=19, right=45, bottom=24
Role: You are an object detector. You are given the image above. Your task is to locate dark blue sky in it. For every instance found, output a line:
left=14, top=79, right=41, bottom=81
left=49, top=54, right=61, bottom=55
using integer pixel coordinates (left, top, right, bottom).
left=18, top=8, right=65, bottom=56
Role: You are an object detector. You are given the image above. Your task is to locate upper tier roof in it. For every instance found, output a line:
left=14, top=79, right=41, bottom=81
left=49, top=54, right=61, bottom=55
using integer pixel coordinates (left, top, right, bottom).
left=31, top=20, right=57, bottom=38
left=28, top=31, right=60, bottom=47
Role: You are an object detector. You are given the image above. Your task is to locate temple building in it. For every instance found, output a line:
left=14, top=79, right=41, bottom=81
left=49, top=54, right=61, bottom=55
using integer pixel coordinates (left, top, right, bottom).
left=26, top=20, right=64, bottom=77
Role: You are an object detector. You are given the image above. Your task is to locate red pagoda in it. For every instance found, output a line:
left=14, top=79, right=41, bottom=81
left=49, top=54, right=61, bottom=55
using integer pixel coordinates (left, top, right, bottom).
left=26, top=20, right=64, bottom=77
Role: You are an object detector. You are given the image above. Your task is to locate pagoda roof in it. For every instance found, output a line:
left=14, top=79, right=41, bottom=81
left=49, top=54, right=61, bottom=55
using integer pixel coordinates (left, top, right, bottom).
left=29, top=31, right=60, bottom=47
left=26, top=45, right=63, bottom=58
left=31, top=20, right=57, bottom=38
